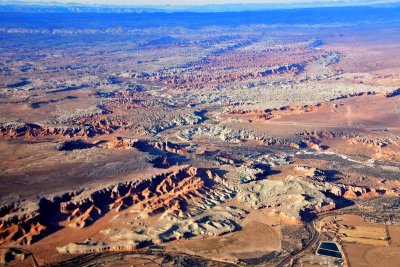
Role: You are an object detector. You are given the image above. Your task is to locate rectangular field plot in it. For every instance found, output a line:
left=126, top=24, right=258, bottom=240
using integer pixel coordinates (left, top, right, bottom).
left=341, top=237, right=389, bottom=246
left=339, top=226, right=386, bottom=240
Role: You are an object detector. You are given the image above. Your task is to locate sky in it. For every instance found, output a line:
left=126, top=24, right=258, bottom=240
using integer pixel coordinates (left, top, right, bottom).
left=6, top=0, right=400, bottom=6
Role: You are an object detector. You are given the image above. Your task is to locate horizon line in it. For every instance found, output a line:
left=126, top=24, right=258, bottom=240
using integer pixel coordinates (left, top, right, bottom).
left=1, top=1, right=400, bottom=13
left=2, top=0, right=400, bottom=8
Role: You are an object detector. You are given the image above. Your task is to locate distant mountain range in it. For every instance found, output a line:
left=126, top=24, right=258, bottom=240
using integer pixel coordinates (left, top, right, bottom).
left=1, top=1, right=400, bottom=13
left=1, top=5, right=400, bottom=32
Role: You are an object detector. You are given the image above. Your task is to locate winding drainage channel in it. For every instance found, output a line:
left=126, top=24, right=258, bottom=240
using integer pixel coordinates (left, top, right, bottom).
left=295, top=150, right=376, bottom=167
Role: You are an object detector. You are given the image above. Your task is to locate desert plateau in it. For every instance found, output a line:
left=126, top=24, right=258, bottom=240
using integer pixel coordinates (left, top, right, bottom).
left=0, top=2, right=400, bottom=267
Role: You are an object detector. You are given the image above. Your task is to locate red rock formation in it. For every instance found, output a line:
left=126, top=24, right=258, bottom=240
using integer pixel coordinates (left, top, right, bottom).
left=0, top=166, right=228, bottom=245
left=0, top=122, right=108, bottom=139
left=61, top=166, right=218, bottom=227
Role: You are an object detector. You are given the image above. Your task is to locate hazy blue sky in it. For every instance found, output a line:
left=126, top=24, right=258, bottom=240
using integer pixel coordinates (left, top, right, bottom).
left=8, top=0, right=400, bottom=6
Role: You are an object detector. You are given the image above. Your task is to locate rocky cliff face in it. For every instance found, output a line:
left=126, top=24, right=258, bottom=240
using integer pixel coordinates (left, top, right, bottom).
left=0, top=121, right=115, bottom=138
left=0, top=166, right=234, bottom=246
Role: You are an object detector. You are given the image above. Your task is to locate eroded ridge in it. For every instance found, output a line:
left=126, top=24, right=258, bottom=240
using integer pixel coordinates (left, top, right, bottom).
left=0, top=166, right=234, bottom=246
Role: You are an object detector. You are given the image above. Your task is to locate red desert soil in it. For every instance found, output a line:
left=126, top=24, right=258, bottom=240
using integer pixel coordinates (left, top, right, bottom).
left=225, top=93, right=400, bottom=132
left=168, top=206, right=282, bottom=263
left=224, top=93, right=400, bottom=160
left=268, top=94, right=400, bottom=130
